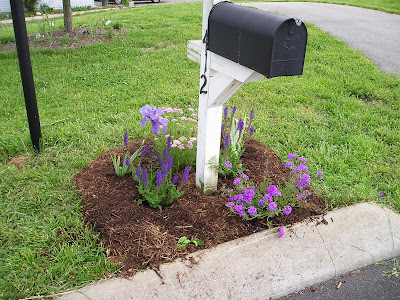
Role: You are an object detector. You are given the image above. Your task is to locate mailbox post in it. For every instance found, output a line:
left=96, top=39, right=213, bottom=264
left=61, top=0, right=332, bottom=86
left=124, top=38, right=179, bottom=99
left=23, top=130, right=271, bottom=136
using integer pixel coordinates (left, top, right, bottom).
left=190, top=1, right=307, bottom=194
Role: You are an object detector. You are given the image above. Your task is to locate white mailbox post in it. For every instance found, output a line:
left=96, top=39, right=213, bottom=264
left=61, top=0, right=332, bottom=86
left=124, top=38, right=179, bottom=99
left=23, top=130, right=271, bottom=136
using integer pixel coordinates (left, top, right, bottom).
left=188, top=0, right=263, bottom=194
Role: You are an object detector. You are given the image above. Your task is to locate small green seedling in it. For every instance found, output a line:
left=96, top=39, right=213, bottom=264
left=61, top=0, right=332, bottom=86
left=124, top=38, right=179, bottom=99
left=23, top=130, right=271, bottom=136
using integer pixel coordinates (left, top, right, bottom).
left=177, top=236, right=204, bottom=249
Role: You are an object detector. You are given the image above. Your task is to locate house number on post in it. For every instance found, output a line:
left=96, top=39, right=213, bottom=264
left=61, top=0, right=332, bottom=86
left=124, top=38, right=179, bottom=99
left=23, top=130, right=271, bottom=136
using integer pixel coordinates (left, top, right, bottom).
left=188, top=0, right=307, bottom=194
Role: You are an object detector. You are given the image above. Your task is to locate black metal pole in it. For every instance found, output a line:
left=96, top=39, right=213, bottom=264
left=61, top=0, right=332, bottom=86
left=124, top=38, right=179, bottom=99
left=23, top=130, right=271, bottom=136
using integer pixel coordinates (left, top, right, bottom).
left=10, top=0, right=41, bottom=153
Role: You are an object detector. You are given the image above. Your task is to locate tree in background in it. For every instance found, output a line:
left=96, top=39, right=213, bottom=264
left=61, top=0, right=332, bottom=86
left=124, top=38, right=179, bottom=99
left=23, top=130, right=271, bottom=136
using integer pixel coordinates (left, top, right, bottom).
left=62, top=0, right=73, bottom=32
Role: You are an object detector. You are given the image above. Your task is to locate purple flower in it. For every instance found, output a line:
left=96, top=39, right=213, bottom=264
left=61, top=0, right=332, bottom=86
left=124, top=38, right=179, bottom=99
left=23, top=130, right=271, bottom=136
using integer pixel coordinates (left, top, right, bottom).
left=258, top=199, right=264, bottom=206
left=156, top=170, right=163, bottom=187
left=221, top=123, right=225, bottom=132
left=379, top=192, right=385, bottom=198
left=139, top=105, right=168, bottom=135
left=301, top=174, right=311, bottom=186
left=243, top=188, right=255, bottom=198
left=234, top=204, right=244, bottom=214
left=248, top=206, right=257, bottom=216
left=295, top=164, right=309, bottom=173
left=233, top=194, right=244, bottom=202
left=250, top=126, right=255, bottom=137
left=267, top=185, right=281, bottom=197
left=283, top=205, right=292, bottom=216
left=278, top=226, right=284, bottom=238
left=296, top=194, right=305, bottom=199
left=288, top=153, right=297, bottom=160
left=233, top=178, right=241, bottom=185
left=268, top=202, right=277, bottom=212
left=298, top=157, right=308, bottom=163
left=249, top=109, right=254, bottom=121
left=224, top=134, right=230, bottom=149
left=316, top=170, right=324, bottom=180
left=263, top=194, right=273, bottom=202
left=124, top=157, right=131, bottom=169
left=182, top=166, right=190, bottom=184
left=241, top=173, right=249, bottom=181
left=172, top=175, right=179, bottom=185
left=140, top=144, right=149, bottom=158
left=224, top=161, right=232, bottom=169
left=135, top=166, right=141, bottom=182
left=224, top=107, right=229, bottom=119
left=285, top=161, right=295, bottom=168
left=225, top=201, right=235, bottom=208
left=231, top=106, right=237, bottom=117
left=142, top=168, right=148, bottom=188
left=237, top=119, right=244, bottom=133
left=123, top=133, right=129, bottom=146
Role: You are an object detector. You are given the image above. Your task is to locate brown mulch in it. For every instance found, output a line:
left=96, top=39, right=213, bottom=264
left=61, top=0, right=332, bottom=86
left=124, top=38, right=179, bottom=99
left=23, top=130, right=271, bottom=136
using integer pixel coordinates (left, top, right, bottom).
left=0, top=26, right=125, bottom=52
left=75, top=138, right=327, bottom=276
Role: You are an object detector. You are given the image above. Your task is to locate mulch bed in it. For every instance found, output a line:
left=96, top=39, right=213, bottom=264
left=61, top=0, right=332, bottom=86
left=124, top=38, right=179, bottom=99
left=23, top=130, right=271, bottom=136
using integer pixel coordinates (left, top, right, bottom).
left=0, top=26, right=125, bottom=52
left=75, top=138, right=327, bottom=276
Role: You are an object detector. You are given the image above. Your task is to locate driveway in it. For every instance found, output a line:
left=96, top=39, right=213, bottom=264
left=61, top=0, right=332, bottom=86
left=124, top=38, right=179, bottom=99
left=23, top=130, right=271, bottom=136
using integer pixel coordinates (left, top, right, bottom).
left=242, top=2, right=400, bottom=74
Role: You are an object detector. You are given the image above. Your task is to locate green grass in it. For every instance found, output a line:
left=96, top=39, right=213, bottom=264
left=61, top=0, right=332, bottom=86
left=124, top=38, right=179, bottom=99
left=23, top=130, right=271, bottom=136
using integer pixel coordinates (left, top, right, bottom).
left=0, top=3, right=399, bottom=298
left=233, top=0, right=400, bottom=15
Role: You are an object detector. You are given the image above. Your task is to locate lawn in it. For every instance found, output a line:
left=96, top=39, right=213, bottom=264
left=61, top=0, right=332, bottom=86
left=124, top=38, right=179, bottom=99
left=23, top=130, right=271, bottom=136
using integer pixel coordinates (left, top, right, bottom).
left=0, top=2, right=399, bottom=299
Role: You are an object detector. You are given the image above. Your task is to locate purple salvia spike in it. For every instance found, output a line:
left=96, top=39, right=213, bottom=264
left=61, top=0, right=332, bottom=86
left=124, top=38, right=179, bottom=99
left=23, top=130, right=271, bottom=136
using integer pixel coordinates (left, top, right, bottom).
left=124, top=157, right=131, bottom=169
left=123, top=133, right=129, bottom=146
left=172, top=174, right=179, bottom=185
left=237, top=119, right=244, bottom=133
left=156, top=170, right=163, bottom=187
left=182, top=166, right=191, bottom=184
left=249, top=109, right=255, bottom=121
left=142, top=168, right=148, bottom=188
left=224, top=107, right=229, bottom=119
left=135, top=166, right=141, bottom=182
left=250, top=126, right=255, bottom=137
left=231, top=106, right=237, bottom=117
left=224, top=134, right=230, bottom=149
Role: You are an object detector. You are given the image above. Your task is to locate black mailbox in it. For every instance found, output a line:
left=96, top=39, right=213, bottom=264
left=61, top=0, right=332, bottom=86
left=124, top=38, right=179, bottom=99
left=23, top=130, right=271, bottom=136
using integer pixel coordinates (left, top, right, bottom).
left=207, top=2, right=307, bottom=78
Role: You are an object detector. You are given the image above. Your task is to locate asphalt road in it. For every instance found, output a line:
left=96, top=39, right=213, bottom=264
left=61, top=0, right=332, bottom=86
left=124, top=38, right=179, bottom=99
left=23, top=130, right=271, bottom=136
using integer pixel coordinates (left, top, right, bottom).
left=278, top=258, right=400, bottom=300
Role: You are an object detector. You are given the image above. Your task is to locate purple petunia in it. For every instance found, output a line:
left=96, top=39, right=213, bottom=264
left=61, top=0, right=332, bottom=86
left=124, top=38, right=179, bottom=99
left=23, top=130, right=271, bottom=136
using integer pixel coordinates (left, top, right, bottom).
left=224, top=161, right=233, bottom=169
left=267, top=185, right=282, bottom=197
left=294, top=164, right=309, bottom=173
left=233, top=194, right=244, bottom=202
left=283, top=205, right=292, bottom=216
left=288, top=153, right=297, bottom=160
left=258, top=199, right=264, bottom=206
left=298, top=157, right=308, bottom=163
left=263, top=194, right=273, bottom=202
left=379, top=192, right=385, bottom=198
left=241, top=173, right=249, bottom=181
left=248, top=206, right=257, bottom=216
left=233, top=178, right=241, bottom=186
left=316, top=170, right=324, bottom=180
left=268, top=202, right=278, bottom=212
left=285, top=161, right=295, bottom=168
left=234, top=204, right=244, bottom=214
left=225, top=201, right=235, bottom=208
left=278, top=226, right=284, bottom=238
left=123, top=133, right=129, bottom=146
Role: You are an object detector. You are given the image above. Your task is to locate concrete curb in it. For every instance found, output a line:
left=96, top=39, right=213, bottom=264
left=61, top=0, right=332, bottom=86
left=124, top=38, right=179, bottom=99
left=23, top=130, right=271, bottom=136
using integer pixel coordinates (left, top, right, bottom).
left=60, top=202, right=400, bottom=299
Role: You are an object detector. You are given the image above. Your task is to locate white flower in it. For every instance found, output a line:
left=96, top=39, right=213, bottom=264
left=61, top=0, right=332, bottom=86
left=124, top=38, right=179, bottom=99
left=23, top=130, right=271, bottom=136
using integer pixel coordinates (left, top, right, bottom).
left=50, top=22, right=54, bottom=27
left=105, top=20, right=111, bottom=26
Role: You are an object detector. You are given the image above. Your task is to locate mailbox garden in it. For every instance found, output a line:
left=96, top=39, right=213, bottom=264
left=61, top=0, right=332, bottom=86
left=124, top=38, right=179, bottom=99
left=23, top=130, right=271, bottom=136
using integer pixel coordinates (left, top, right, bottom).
left=2, top=0, right=398, bottom=297
left=75, top=1, right=326, bottom=274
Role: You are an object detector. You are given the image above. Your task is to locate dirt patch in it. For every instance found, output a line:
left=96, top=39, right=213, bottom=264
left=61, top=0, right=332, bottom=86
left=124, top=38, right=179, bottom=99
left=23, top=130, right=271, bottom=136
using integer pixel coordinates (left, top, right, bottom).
left=75, top=138, right=327, bottom=276
left=0, top=26, right=125, bottom=52
left=7, top=153, right=31, bottom=170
